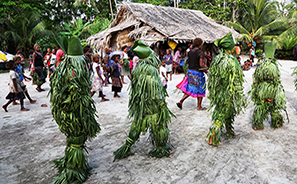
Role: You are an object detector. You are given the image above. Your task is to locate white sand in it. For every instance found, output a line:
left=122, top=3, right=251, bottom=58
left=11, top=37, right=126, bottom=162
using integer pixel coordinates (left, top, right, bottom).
left=1, top=57, right=297, bottom=183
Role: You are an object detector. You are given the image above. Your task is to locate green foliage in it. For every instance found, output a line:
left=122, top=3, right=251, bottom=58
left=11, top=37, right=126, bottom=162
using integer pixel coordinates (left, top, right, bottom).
left=255, top=49, right=263, bottom=57
left=114, top=51, right=175, bottom=161
left=278, top=35, right=297, bottom=51
left=88, top=17, right=111, bottom=35
left=250, top=57, right=288, bottom=129
left=1, top=9, right=54, bottom=55
left=49, top=55, right=100, bottom=183
left=207, top=50, right=246, bottom=145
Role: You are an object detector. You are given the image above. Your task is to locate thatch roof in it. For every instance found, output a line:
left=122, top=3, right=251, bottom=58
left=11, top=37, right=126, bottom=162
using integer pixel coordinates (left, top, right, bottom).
left=87, top=2, right=241, bottom=49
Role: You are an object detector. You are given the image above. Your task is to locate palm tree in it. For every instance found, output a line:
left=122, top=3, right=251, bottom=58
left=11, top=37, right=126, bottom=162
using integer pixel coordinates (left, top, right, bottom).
left=1, top=10, right=53, bottom=54
left=225, top=0, right=288, bottom=43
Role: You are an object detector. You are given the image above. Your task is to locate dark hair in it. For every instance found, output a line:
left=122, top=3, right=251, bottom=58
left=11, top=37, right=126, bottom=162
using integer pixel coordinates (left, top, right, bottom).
left=16, top=47, right=21, bottom=52
left=193, top=38, right=203, bottom=47
left=237, top=56, right=241, bottom=60
left=29, top=49, right=34, bottom=54
left=111, top=54, right=120, bottom=61
left=6, top=60, right=15, bottom=69
left=83, top=47, right=89, bottom=54
left=121, top=45, right=127, bottom=51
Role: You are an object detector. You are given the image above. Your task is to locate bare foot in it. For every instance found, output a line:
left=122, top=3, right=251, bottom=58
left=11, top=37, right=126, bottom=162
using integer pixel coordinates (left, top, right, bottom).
left=197, top=107, right=207, bottom=111
left=12, top=102, right=20, bottom=105
left=41, top=104, right=47, bottom=107
left=30, top=100, right=37, bottom=104
left=114, top=95, right=120, bottom=98
left=21, top=108, right=30, bottom=111
left=169, top=150, right=175, bottom=154
left=2, top=105, right=8, bottom=112
left=101, top=98, right=109, bottom=102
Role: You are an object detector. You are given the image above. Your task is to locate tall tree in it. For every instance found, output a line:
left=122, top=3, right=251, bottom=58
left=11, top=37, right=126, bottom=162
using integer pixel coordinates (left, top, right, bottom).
left=225, top=0, right=288, bottom=43
left=1, top=10, right=53, bottom=54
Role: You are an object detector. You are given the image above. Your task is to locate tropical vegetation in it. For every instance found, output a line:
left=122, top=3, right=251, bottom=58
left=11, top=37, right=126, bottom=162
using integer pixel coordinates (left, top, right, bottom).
left=1, top=0, right=297, bottom=59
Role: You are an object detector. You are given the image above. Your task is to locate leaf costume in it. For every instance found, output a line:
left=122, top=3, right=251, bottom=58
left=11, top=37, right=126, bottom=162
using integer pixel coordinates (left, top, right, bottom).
left=206, top=33, right=246, bottom=146
left=49, top=36, right=100, bottom=184
left=250, top=40, right=288, bottom=130
left=114, top=40, right=175, bottom=161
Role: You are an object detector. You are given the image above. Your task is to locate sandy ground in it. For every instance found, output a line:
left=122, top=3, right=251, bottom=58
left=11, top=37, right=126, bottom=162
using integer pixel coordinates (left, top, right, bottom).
left=1, top=56, right=297, bottom=184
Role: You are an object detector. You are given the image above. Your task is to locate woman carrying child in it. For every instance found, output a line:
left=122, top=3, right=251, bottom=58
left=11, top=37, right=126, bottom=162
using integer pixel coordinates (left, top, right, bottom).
left=2, top=60, right=30, bottom=112
left=90, top=54, right=109, bottom=101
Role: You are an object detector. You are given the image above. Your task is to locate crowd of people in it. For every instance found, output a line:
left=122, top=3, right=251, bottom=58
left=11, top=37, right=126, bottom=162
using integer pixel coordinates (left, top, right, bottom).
left=3, top=38, right=261, bottom=112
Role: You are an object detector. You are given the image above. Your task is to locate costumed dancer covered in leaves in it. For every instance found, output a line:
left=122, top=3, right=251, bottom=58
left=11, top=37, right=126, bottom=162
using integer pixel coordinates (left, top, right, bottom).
left=250, top=39, right=288, bottom=130
left=206, top=32, right=246, bottom=146
left=176, top=38, right=208, bottom=110
left=114, top=40, right=175, bottom=161
left=49, top=25, right=100, bottom=183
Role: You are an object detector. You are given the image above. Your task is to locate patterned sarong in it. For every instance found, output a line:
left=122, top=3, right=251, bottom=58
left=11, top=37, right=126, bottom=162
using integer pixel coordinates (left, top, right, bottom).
left=176, top=69, right=205, bottom=97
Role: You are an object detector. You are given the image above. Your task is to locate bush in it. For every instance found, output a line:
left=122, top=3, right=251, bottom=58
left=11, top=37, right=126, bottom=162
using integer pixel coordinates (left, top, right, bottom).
left=255, top=49, right=263, bottom=57
left=275, top=50, right=293, bottom=60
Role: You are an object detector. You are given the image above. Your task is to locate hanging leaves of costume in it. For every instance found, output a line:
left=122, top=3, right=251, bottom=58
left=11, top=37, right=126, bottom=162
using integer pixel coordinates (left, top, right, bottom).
left=49, top=35, right=100, bottom=184
left=207, top=32, right=246, bottom=146
left=114, top=40, right=175, bottom=161
left=250, top=40, right=288, bottom=130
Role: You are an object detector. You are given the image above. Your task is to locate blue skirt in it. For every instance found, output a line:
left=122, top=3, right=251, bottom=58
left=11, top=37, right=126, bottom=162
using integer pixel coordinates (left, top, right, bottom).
left=176, top=69, right=206, bottom=97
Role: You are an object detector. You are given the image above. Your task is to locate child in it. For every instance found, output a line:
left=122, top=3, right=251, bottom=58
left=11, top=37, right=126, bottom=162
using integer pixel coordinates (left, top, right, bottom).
left=28, top=49, right=34, bottom=72
left=2, top=60, right=30, bottom=112
left=103, top=58, right=110, bottom=87
left=90, top=54, right=109, bottom=101
left=164, top=49, right=173, bottom=81
left=160, top=60, right=168, bottom=89
left=48, top=48, right=56, bottom=78
left=44, top=47, right=52, bottom=68
left=111, top=54, right=122, bottom=98
left=13, top=56, right=37, bottom=104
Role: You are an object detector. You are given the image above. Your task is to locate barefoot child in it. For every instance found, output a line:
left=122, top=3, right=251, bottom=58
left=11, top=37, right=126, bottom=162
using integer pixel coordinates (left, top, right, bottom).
left=2, top=60, right=30, bottom=112
left=13, top=56, right=37, bottom=104
left=90, top=54, right=109, bottom=101
left=111, top=54, right=122, bottom=98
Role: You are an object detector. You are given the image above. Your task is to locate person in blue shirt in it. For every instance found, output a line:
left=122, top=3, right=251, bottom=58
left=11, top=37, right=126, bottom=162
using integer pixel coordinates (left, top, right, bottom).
left=13, top=56, right=37, bottom=104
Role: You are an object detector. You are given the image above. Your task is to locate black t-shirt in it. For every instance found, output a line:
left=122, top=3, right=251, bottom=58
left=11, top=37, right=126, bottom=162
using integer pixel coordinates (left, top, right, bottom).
left=34, top=52, right=44, bottom=67
left=188, top=48, right=204, bottom=70
left=111, top=63, right=120, bottom=77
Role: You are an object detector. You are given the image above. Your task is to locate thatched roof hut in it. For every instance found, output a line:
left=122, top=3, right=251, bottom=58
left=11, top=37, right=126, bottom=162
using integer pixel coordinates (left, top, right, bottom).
left=87, top=2, right=241, bottom=50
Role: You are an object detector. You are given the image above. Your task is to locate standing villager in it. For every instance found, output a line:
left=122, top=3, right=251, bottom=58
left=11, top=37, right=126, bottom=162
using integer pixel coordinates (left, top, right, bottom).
left=120, top=46, right=130, bottom=83
left=111, top=54, right=122, bottom=98
left=251, top=39, right=288, bottom=130
left=114, top=40, right=175, bottom=161
left=49, top=34, right=100, bottom=183
left=250, top=45, right=255, bottom=64
left=176, top=38, right=208, bottom=110
left=90, top=53, right=109, bottom=101
left=206, top=32, right=246, bottom=146
left=55, top=44, right=65, bottom=67
left=164, top=49, right=173, bottom=81
left=32, top=44, right=46, bottom=92
left=173, top=47, right=182, bottom=74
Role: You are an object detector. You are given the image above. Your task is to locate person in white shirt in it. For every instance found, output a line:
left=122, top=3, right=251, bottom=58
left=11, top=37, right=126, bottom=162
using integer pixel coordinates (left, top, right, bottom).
left=160, top=60, right=168, bottom=89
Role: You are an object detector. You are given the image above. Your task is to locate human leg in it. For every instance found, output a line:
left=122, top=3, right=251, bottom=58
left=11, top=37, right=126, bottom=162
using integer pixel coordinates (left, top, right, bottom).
left=20, top=98, right=29, bottom=111
left=2, top=100, right=13, bottom=112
